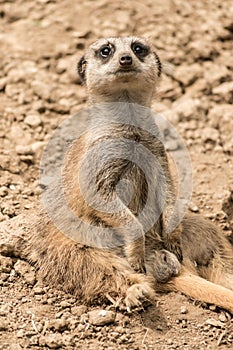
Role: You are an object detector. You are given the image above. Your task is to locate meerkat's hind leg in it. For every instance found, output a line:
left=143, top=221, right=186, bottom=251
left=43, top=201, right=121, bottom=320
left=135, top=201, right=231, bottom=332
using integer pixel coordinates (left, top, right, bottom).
left=167, top=268, right=233, bottom=314
left=205, top=263, right=233, bottom=291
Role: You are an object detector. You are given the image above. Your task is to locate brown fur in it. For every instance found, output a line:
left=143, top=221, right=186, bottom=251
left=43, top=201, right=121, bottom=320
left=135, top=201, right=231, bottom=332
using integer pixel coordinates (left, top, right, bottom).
left=160, top=215, right=233, bottom=313
left=27, top=37, right=233, bottom=313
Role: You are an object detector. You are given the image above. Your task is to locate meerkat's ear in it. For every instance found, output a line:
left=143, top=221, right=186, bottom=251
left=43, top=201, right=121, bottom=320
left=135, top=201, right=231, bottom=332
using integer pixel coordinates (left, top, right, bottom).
left=77, top=56, right=87, bottom=82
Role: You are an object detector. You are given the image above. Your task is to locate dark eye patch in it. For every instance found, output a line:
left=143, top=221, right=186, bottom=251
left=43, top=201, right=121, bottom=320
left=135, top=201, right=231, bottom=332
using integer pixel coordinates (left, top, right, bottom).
left=131, top=42, right=150, bottom=59
left=97, top=44, right=115, bottom=60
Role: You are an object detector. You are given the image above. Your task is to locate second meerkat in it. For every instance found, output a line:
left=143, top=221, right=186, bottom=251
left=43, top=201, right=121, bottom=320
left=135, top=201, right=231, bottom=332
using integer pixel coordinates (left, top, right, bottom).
left=27, top=37, right=233, bottom=312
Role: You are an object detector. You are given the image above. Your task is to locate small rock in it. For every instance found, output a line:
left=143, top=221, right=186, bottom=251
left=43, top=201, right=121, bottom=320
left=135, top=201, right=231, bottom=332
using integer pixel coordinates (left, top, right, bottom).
left=173, top=64, right=202, bottom=86
left=71, top=305, right=87, bottom=316
left=76, top=323, right=86, bottom=332
left=9, top=124, right=32, bottom=145
left=213, top=81, right=233, bottom=96
left=71, top=30, right=91, bottom=39
left=14, top=260, right=36, bottom=285
left=39, top=334, right=64, bottom=349
left=0, top=306, right=8, bottom=317
left=56, top=58, right=70, bottom=74
left=33, top=286, right=45, bottom=295
left=60, top=301, right=71, bottom=308
left=24, top=114, right=42, bottom=128
left=172, top=97, right=204, bottom=121
left=204, top=64, right=231, bottom=87
left=25, top=331, right=38, bottom=337
left=31, top=141, right=45, bottom=153
left=28, top=335, right=40, bottom=346
left=0, top=186, right=8, bottom=197
left=0, top=213, right=7, bottom=222
left=114, top=326, right=125, bottom=334
left=201, top=127, right=219, bottom=143
left=88, top=309, right=116, bottom=326
left=0, top=256, right=13, bottom=273
left=31, top=80, right=52, bottom=100
left=219, top=313, right=227, bottom=323
left=0, top=320, right=8, bottom=331
left=17, top=329, right=25, bottom=338
left=5, top=84, right=20, bottom=97
left=0, top=77, right=7, bottom=90
left=15, top=145, right=33, bottom=155
left=14, top=260, right=31, bottom=275
left=49, top=318, right=69, bottom=332
left=205, top=318, right=224, bottom=328
left=189, top=203, right=199, bottom=213
left=180, top=306, right=188, bottom=314
left=159, top=78, right=182, bottom=100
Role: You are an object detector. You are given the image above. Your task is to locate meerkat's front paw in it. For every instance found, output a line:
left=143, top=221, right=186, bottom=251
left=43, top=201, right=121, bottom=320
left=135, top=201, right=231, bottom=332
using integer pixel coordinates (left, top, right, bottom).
left=154, top=249, right=181, bottom=283
left=128, top=256, right=146, bottom=274
left=125, top=283, right=155, bottom=312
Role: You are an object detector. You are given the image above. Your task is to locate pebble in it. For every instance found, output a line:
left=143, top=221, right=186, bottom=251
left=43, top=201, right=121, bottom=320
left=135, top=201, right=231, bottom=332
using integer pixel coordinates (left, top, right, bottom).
left=0, top=77, right=7, bottom=90
left=9, top=124, right=32, bottom=145
left=17, top=329, right=25, bottom=338
left=33, top=286, right=45, bottom=295
left=180, top=306, right=188, bottom=314
left=56, top=60, right=67, bottom=74
left=172, top=97, right=204, bottom=121
left=205, top=318, right=224, bottom=328
left=213, top=81, right=233, bottom=96
left=60, top=300, right=71, bottom=308
left=189, top=203, right=199, bottom=213
left=39, top=334, right=64, bottom=349
left=15, top=145, right=33, bottom=155
left=0, top=320, right=8, bottom=331
left=0, top=186, right=8, bottom=197
left=24, top=114, right=42, bottom=128
left=201, top=127, right=219, bottom=143
left=14, top=260, right=36, bottom=285
left=88, top=309, right=116, bottom=326
left=0, top=213, right=7, bottom=222
left=204, top=64, right=231, bottom=87
left=173, top=64, right=202, bottom=86
left=0, top=306, right=8, bottom=317
left=0, top=256, right=13, bottom=273
left=48, top=318, right=69, bottom=332
left=71, top=305, right=87, bottom=316
left=218, top=313, right=227, bottom=322
left=31, top=80, right=52, bottom=100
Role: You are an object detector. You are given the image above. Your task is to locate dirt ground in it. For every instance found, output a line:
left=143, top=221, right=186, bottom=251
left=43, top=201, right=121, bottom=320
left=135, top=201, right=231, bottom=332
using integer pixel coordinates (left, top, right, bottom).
left=0, top=0, right=233, bottom=349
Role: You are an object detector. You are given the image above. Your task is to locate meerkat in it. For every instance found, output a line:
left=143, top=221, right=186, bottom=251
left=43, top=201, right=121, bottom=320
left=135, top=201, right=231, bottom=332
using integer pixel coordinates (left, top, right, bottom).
left=26, top=37, right=233, bottom=313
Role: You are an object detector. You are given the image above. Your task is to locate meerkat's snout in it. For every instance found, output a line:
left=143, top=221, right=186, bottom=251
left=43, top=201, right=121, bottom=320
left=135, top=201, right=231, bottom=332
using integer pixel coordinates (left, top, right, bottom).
left=119, top=54, right=133, bottom=67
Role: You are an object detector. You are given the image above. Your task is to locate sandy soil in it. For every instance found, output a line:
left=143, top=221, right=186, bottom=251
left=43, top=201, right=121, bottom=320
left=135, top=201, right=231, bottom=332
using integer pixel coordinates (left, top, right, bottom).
left=0, top=0, right=233, bottom=349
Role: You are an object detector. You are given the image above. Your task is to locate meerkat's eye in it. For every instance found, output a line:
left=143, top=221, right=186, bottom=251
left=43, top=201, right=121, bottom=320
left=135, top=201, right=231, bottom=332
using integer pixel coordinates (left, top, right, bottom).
left=100, top=45, right=112, bottom=58
left=132, top=43, right=149, bottom=58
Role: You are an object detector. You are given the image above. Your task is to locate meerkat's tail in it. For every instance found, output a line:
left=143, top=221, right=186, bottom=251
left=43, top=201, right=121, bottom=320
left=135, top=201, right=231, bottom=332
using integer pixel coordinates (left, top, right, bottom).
left=166, top=268, right=233, bottom=314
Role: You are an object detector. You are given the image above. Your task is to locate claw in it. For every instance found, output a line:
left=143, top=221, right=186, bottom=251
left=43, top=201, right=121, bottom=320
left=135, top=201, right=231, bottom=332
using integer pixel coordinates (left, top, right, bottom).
left=125, top=283, right=154, bottom=312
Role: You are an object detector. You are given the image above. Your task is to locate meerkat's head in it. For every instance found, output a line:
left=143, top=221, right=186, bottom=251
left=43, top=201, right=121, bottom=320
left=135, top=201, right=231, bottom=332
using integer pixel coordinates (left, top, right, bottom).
left=78, top=37, right=162, bottom=106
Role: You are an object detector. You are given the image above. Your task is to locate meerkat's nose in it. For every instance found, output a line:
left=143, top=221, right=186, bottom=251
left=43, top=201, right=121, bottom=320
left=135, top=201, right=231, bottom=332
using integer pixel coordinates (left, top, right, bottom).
left=119, top=54, right=133, bottom=66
